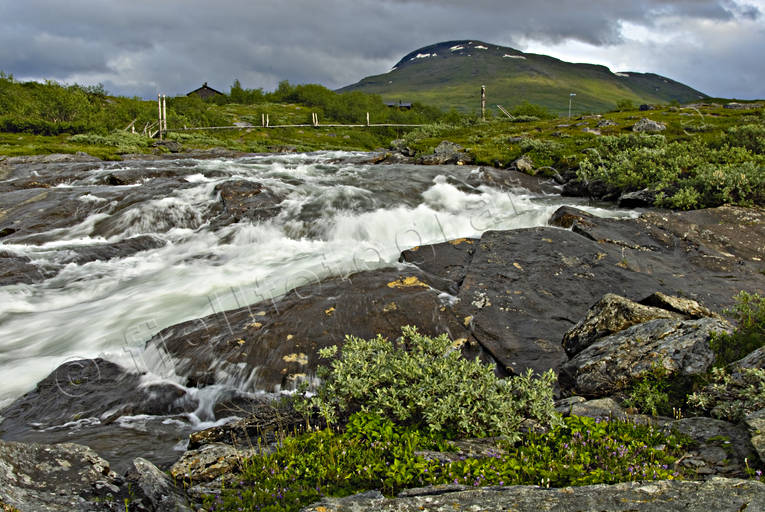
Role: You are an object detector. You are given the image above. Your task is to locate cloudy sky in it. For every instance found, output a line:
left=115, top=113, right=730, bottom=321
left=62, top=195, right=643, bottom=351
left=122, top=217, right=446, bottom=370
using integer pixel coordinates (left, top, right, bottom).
left=1, top=0, right=763, bottom=99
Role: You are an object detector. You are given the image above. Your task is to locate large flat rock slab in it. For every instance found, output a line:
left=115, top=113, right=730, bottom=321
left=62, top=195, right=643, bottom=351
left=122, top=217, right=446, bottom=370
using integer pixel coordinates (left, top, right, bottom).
left=148, top=267, right=480, bottom=391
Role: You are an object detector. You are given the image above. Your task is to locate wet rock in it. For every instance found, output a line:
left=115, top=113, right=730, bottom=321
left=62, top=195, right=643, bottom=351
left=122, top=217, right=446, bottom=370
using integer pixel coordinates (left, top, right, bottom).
left=370, top=152, right=414, bottom=164
left=618, top=189, right=656, bottom=207
left=390, top=139, right=415, bottom=157
left=399, top=237, right=478, bottom=295
left=639, top=206, right=765, bottom=265
left=0, top=439, right=120, bottom=512
left=560, top=317, right=731, bottom=396
left=547, top=205, right=595, bottom=229
left=302, top=478, right=765, bottom=511
left=633, top=118, right=666, bottom=133
left=0, top=359, right=195, bottom=472
left=0, top=359, right=188, bottom=432
left=147, top=267, right=480, bottom=392
left=125, top=457, right=192, bottom=511
left=59, top=235, right=166, bottom=265
left=562, top=294, right=680, bottom=357
left=187, top=398, right=304, bottom=450
left=0, top=251, right=50, bottom=286
left=209, top=179, right=283, bottom=226
left=417, top=141, right=473, bottom=165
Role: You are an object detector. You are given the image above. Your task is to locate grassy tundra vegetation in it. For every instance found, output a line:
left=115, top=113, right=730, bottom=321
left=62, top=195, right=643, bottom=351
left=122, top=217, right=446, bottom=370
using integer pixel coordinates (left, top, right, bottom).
left=1, top=72, right=763, bottom=210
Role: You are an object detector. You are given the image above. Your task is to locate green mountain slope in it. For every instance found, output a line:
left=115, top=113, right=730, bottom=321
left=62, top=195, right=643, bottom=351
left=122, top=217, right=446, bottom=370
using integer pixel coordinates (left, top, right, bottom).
left=339, top=40, right=707, bottom=114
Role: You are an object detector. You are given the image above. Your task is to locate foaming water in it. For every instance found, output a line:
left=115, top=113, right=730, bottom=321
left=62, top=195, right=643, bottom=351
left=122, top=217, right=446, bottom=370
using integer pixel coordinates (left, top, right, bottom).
left=0, top=153, right=637, bottom=453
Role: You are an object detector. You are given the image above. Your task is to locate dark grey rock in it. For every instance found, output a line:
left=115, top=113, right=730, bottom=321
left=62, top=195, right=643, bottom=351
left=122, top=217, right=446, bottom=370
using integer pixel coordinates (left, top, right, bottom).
left=125, top=457, right=192, bottom=511
left=618, top=188, right=656, bottom=207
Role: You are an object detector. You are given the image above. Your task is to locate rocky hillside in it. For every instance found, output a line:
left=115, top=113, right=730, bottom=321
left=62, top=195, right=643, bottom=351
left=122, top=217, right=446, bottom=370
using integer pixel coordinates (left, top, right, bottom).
left=339, top=40, right=706, bottom=113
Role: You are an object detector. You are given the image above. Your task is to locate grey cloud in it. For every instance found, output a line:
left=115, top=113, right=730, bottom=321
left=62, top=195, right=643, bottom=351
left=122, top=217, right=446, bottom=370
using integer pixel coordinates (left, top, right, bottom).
left=0, top=0, right=762, bottom=99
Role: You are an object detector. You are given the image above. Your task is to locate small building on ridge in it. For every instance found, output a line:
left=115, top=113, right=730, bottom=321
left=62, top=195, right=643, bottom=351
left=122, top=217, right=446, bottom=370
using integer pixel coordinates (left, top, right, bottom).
left=186, top=82, right=224, bottom=100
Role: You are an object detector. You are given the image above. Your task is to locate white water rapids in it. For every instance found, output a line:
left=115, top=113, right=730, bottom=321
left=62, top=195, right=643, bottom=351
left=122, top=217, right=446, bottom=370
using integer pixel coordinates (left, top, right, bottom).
left=0, top=152, right=637, bottom=466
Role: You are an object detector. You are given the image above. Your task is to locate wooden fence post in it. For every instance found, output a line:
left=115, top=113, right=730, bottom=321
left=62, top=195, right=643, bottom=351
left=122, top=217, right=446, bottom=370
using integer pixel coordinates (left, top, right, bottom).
left=366, top=112, right=370, bottom=126
left=162, top=95, right=167, bottom=132
left=157, top=94, right=162, bottom=140
left=481, top=85, right=486, bottom=121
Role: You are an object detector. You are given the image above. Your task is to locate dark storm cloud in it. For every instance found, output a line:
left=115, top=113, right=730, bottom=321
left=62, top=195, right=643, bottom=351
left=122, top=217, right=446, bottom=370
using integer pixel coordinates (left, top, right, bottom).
left=0, top=0, right=762, bottom=99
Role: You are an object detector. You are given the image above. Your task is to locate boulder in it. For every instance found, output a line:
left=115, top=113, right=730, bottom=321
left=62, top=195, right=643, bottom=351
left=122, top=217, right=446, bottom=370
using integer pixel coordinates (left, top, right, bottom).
left=170, top=442, right=258, bottom=485
left=633, top=118, right=666, bottom=133
left=561, top=294, right=680, bottom=357
left=152, top=140, right=182, bottom=153
left=417, top=141, right=473, bottom=165
left=302, top=478, right=765, bottom=511
left=0, top=251, right=50, bottom=286
left=124, top=457, right=192, bottom=511
left=568, top=397, right=629, bottom=421
left=639, top=292, right=719, bottom=319
left=510, top=155, right=534, bottom=174
left=0, top=358, right=195, bottom=472
left=560, top=317, right=732, bottom=396
left=146, top=267, right=481, bottom=391
left=138, top=205, right=765, bottom=400
left=597, top=119, right=618, bottom=128
left=618, top=189, right=656, bottom=207
left=210, top=179, right=283, bottom=227
left=58, top=235, right=166, bottom=265
left=399, top=237, right=478, bottom=295
left=0, top=439, right=120, bottom=512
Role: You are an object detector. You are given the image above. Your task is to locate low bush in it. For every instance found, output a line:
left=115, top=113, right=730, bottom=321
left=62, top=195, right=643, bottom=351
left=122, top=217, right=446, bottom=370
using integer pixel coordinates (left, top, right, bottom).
left=710, top=291, right=765, bottom=367
left=68, top=132, right=151, bottom=153
left=298, top=326, right=560, bottom=440
left=201, top=412, right=690, bottom=512
left=687, top=367, right=765, bottom=422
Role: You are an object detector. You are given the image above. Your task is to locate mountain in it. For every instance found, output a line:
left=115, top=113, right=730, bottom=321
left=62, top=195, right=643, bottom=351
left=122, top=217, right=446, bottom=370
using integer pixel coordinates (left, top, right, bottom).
left=339, top=40, right=707, bottom=114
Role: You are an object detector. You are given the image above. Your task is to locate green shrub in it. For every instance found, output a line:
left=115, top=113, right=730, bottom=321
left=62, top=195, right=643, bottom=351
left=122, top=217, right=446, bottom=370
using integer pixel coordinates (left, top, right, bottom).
left=687, top=367, right=765, bottom=422
left=299, top=326, right=560, bottom=439
left=710, top=291, right=765, bottom=366
left=726, top=124, right=765, bottom=154
left=616, top=99, right=635, bottom=112
left=201, top=412, right=690, bottom=511
left=624, top=367, right=671, bottom=416
left=510, top=101, right=555, bottom=120
left=68, top=132, right=151, bottom=153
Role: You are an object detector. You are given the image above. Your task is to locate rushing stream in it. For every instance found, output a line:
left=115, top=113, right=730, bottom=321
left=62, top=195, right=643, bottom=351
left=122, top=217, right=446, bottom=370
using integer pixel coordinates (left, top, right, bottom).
left=0, top=152, right=636, bottom=469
